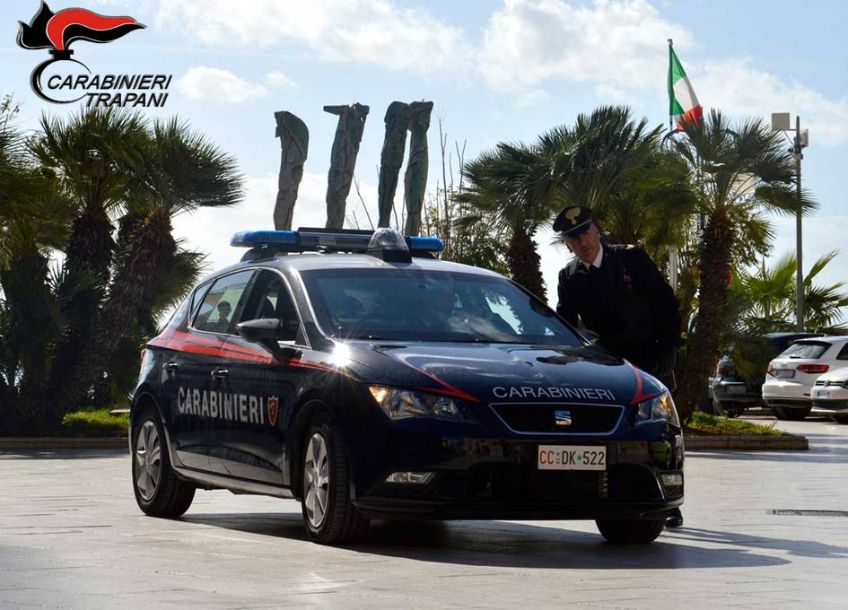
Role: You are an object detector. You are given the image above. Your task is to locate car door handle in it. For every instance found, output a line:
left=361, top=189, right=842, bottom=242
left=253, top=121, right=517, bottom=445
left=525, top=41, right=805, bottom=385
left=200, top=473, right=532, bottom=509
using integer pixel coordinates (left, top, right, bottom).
left=211, top=368, right=229, bottom=380
left=163, top=362, right=179, bottom=373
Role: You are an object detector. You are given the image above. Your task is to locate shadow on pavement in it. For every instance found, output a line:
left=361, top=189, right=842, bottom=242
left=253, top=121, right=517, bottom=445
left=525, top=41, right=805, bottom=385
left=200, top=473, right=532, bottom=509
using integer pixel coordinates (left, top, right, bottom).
left=182, top=512, right=791, bottom=570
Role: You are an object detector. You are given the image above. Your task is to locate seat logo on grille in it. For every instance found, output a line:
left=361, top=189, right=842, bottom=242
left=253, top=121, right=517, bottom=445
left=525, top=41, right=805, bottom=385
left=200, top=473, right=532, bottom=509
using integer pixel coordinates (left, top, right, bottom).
left=554, top=410, right=572, bottom=426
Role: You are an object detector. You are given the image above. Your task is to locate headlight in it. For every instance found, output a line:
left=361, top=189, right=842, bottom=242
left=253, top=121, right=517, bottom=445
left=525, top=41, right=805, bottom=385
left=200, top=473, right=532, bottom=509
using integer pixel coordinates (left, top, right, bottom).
left=368, top=385, right=464, bottom=421
left=636, top=392, right=680, bottom=427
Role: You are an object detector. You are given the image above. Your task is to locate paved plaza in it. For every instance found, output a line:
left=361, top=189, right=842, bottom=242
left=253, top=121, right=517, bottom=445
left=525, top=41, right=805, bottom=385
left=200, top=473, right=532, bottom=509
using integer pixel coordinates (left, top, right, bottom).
left=1, top=417, right=846, bottom=609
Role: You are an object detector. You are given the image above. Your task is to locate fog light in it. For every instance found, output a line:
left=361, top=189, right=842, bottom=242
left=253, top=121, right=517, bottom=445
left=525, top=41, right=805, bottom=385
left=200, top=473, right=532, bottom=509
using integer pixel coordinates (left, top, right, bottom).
left=385, top=471, right=435, bottom=484
left=661, top=473, right=683, bottom=486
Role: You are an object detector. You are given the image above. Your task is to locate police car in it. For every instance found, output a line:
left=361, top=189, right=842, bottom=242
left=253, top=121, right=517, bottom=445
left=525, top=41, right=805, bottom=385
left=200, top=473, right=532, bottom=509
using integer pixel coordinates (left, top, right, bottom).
left=130, top=228, right=684, bottom=545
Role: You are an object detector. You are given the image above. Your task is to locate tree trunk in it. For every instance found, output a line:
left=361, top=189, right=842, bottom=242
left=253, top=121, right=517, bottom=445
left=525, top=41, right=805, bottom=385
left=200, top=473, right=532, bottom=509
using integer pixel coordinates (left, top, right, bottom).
left=507, top=224, right=547, bottom=302
left=674, top=212, right=732, bottom=421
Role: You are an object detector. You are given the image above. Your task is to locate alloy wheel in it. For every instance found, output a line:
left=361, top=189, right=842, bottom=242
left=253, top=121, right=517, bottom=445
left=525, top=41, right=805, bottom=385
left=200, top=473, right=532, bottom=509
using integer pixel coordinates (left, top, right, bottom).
left=303, top=432, right=330, bottom=528
left=135, top=420, right=162, bottom=501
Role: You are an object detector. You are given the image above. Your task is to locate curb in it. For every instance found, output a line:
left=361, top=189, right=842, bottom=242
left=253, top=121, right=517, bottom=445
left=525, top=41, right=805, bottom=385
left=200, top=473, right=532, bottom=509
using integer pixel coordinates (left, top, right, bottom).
left=0, top=437, right=128, bottom=450
left=684, top=434, right=808, bottom=451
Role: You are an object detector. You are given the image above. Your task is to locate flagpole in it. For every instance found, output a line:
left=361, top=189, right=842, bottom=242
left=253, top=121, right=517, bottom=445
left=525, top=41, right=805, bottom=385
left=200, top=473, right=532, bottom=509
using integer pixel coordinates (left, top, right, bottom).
left=667, top=39, right=674, bottom=132
left=666, top=38, right=679, bottom=291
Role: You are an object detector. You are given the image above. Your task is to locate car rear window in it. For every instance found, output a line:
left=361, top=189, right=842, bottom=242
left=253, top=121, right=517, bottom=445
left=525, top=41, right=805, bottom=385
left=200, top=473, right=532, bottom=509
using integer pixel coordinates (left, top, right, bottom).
left=778, top=341, right=831, bottom=359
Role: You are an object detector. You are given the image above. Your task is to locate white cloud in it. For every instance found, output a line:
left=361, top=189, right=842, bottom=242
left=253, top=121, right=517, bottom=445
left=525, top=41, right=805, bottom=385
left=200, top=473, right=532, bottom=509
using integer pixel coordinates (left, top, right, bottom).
left=265, top=71, right=297, bottom=90
left=696, top=58, right=848, bottom=147
left=171, top=172, right=380, bottom=276
left=176, top=66, right=268, bottom=104
left=156, top=0, right=471, bottom=73
left=478, top=0, right=692, bottom=93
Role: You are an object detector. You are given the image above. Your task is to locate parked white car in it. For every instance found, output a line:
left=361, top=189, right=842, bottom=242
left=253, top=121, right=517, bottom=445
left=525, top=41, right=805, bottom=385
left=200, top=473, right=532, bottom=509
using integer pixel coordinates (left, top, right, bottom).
left=762, top=336, right=848, bottom=420
left=811, top=368, right=848, bottom=424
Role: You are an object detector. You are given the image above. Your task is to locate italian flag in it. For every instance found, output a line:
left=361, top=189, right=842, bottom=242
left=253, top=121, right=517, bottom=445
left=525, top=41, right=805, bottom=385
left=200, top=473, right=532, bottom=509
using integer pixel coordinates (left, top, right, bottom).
left=668, top=45, right=702, bottom=129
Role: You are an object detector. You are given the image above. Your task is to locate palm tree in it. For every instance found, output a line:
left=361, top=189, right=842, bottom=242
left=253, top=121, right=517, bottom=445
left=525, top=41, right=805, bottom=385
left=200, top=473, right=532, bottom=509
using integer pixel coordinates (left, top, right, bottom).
left=733, top=251, right=848, bottom=334
left=458, top=142, right=556, bottom=299
left=32, top=110, right=147, bottom=415
left=668, top=111, right=816, bottom=420
left=538, top=106, right=697, bottom=264
left=0, top=97, right=75, bottom=433
left=62, top=118, right=243, bottom=409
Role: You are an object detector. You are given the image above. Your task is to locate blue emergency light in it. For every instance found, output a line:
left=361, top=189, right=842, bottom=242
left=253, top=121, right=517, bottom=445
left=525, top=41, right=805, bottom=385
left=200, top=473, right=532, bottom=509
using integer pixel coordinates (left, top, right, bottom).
left=230, top=228, right=443, bottom=262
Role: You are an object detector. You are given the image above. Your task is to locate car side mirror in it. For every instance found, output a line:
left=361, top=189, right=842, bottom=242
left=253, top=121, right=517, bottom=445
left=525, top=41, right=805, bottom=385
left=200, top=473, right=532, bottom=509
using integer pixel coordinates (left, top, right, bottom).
left=237, top=318, right=301, bottom=359
left=236, top=318, right=281, bottom=343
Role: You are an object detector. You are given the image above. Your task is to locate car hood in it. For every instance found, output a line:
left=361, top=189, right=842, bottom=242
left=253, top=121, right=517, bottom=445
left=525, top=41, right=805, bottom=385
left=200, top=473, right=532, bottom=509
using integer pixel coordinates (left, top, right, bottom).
left=345, top=342, right=665, bottom=406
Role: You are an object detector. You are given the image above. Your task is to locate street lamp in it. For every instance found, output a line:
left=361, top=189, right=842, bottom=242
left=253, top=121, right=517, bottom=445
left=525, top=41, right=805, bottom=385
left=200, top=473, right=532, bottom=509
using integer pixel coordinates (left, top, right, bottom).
left=771, top=112, right=809, bottom=331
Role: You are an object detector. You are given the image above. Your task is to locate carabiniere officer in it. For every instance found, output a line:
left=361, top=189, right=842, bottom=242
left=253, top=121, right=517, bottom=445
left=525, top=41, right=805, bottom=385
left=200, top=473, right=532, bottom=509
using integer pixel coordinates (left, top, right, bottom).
left=555, top=205, right=681, bottom=380
left=554, top=205, right=683, bottom=527
left=554, top=205, right=684, bottom=527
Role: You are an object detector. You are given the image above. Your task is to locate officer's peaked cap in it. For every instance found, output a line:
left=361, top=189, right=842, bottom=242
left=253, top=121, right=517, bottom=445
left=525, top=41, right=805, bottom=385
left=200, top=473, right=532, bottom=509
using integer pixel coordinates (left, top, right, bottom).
left=553, top=205, right=594, bottom=237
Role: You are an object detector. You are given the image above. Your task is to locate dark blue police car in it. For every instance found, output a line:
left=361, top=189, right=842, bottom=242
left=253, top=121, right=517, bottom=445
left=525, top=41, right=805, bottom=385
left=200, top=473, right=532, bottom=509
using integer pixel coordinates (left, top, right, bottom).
left=130, top=228, right=684, bottom=545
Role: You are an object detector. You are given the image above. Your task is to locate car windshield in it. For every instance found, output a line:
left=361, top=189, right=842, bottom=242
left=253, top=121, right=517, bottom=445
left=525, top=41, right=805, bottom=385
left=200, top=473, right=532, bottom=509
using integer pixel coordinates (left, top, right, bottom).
left=300, top=268, right=582, bottom=345
left=778, top=341, right=830, bottom=359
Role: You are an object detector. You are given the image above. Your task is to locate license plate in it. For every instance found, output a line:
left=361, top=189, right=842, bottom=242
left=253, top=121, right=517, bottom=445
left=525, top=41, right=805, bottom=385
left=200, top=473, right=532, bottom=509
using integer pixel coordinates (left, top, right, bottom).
left=727, top=385, right=747, bottom=395
left=814, top=389, right=830, bottom=399
left=774, top=369, right=795, bottom=379
left=537, top=445, right=606, bottom=471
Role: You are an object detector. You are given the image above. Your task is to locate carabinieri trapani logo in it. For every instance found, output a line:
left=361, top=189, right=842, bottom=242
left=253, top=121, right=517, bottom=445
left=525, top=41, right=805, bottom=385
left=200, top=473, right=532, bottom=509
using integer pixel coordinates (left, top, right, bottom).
left=17, top=2, right=171, bottom=107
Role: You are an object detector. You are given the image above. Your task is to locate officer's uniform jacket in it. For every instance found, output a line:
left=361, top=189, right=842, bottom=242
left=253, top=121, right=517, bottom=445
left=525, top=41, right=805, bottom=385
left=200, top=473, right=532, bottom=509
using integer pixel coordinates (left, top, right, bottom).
left=556, top=244, right=681, bottom=374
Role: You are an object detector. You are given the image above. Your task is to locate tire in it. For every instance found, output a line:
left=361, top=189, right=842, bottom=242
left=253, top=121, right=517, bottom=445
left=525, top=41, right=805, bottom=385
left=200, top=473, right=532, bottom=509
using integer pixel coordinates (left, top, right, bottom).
left=131, top=407, right=195, bottom=518
left=301, top=413, right=369, bottom=545
left=596, top=518, right=665, bottom=544
left=830, top=414, right=848, bottom=425
left=772, top=405, right=811, bottom=421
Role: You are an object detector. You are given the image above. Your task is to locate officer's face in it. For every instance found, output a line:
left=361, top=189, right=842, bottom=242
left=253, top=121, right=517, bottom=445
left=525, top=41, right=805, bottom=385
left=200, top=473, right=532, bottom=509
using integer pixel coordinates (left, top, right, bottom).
left=565, top=222, right=601, bottom=264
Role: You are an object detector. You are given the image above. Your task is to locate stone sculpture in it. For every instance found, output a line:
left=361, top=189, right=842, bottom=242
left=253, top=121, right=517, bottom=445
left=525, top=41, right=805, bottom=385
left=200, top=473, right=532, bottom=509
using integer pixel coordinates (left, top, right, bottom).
left=377, top=101, right=410, bottom=228
left=403, top=101, right=434, bottom=236
left=273, top=111, right=309, bottom=230
left=324, top=103, right=369, bottom=229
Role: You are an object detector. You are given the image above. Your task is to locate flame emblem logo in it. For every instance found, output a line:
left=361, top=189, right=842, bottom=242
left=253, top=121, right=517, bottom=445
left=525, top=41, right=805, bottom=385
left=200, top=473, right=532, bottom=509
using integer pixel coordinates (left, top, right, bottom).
left=565, top=208, right=581, bottom=226
left=268, top=396, right=279, bottom=427
left=17, top=2, right=145, bottom=103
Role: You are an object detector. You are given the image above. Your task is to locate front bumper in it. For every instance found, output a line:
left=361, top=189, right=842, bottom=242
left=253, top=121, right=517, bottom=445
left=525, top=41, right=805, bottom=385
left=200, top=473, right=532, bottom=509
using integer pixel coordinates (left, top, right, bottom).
left=811, top=399, right=848, bottom=415
left=352, top=433, right=684, bottom=520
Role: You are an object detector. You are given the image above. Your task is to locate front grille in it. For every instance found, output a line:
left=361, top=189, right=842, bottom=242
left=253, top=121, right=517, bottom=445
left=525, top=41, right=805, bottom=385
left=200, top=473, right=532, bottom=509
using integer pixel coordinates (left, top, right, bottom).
left=815, top=380, right=826, bottom=386
left=491, top=403, right=623, bottom=434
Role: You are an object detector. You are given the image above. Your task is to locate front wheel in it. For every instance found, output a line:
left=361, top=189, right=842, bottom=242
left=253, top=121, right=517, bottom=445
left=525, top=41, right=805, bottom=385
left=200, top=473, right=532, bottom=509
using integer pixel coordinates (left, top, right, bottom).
left=596, top=518, right=665, bottom=544
left=772, top=405, right=811, bottom=421
left=301, top=415, right=369, bottom=545
left=132, top=408, right=195, bottom=518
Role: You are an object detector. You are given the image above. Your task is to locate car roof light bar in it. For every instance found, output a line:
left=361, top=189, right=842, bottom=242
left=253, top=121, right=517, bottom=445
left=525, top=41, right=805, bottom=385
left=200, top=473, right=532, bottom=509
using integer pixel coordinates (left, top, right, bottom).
left=231, top=228, right=444, bottom=261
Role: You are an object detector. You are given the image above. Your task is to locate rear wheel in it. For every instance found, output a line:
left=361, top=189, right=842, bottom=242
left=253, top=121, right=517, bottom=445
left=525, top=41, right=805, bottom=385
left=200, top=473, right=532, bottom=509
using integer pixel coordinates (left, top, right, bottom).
left=132, top=408, right=195, bottom=518
left=301, top=414, right=369, bottom=545
left=830, top=414, right=848, bottom=425
left=772, top=405, right=811, bottom=421
left=596, top=518, right=665, bottom=544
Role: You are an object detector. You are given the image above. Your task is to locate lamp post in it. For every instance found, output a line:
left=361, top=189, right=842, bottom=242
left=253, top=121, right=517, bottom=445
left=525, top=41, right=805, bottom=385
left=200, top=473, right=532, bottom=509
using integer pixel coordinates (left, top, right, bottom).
left=771, top=113, right=808, bottom=331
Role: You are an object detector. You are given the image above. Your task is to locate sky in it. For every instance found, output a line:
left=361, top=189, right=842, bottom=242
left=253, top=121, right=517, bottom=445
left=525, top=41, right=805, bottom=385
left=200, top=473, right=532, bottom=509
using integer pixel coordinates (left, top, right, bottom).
left=2, top=0, right=847, bottom=315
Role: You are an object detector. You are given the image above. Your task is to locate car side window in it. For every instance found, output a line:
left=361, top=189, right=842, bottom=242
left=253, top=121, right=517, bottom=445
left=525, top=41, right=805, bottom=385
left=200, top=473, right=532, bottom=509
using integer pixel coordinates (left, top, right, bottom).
left=238, top=270, right=304, bottom=344
left=193, top=271, right=254, bottom=335
left=837, top=343, right=848, bottom=361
